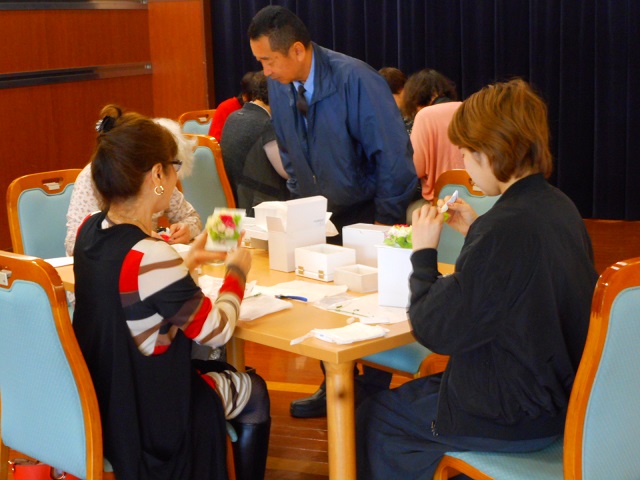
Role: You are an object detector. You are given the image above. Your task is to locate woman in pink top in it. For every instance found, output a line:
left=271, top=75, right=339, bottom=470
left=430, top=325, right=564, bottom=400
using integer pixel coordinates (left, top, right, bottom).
left=405, top=69, right=464, bottom=202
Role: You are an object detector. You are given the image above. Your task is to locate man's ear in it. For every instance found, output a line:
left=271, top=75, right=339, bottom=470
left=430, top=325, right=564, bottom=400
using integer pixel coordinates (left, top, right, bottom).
left=291, top=41, right=307, bottom=60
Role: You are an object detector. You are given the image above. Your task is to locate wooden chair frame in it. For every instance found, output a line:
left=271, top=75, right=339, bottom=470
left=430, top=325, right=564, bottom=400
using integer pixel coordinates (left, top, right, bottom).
left=6, top=168, right=82, bottom=255
left=434, top=256, right=640, bottom=479
left=178, top=109, right=216, bottom=134
left=433, top=168, right=486, bottom=200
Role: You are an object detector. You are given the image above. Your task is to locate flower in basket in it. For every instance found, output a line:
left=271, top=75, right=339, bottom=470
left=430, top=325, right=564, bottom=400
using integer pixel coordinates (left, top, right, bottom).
left=383, top=224, right=412, bottom=249
left=205, top=208, right=245, bottom=251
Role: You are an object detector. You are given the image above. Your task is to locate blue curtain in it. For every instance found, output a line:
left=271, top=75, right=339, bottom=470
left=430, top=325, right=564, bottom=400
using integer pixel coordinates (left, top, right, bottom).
left=211, top=0, right=640, bottom=220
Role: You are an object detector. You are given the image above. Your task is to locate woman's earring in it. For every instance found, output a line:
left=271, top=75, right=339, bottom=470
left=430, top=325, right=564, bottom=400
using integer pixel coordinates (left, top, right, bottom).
left=154, top=185, right=165, bottom=196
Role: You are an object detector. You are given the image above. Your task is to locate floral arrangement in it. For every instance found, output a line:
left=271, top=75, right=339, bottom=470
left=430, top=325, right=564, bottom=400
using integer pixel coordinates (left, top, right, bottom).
left=383, top=224, right=412, bottom=249
left=205, top=208, right=245, bottom=251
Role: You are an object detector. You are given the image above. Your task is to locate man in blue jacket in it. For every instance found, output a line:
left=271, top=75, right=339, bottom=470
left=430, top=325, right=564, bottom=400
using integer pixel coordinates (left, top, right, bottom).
left=248, top=6, right=418, bottom=418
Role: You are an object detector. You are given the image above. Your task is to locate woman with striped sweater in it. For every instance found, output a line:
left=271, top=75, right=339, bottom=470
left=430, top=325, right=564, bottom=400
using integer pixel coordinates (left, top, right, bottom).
left=72, top=104, right=270, bottom=480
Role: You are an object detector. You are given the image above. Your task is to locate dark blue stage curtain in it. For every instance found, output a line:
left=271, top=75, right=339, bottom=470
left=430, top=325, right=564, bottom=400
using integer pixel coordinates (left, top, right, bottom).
left=211, top=0, right=640, bottom=220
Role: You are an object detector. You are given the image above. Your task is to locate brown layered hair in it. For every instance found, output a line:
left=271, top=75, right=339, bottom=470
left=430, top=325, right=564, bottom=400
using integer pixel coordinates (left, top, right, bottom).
left=448, top=78, right=553, bottom=182
left=91, top=104, right=177, bottom=207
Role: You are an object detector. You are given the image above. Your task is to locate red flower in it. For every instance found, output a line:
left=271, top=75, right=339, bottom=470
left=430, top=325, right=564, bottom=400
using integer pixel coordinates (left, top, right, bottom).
left=220, top=214, right=235, bottom=228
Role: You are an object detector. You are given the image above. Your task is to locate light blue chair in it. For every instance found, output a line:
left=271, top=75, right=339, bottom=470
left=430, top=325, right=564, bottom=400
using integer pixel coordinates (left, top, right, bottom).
left=434, top=256, right=640, bottom=479
left=180, top=134, right=236, bottom=222
left=7, top=168, right=81, bottom=259
left=178, top=109, right=216, bottom=135
left=0, top=251, right=114, bottom=480
left=360, top=170, right=498, bottom=378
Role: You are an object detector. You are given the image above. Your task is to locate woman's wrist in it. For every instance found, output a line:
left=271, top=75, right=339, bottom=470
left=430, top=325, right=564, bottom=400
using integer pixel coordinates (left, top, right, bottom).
left=225, top=263, right=247, bottom=284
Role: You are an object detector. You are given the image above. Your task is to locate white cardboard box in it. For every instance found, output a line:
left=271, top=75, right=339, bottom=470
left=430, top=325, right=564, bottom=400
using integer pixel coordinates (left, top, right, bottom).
left=342, top=223, right=390, bottom=267
left=253, top=202, right=284, bottom=231
left=377, top=245, right=413, bottom=307
left=265, top=196, right=327, bottom=272
left=295, top=244, right=356, bottom=282
left=334, top=264, right=378, bottom=292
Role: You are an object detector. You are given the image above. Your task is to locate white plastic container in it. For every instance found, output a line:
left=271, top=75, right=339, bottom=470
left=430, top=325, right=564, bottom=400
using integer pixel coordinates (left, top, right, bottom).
left=333, top=264, right=378, bottom=293
left=294, top=244, right=357, bottom=282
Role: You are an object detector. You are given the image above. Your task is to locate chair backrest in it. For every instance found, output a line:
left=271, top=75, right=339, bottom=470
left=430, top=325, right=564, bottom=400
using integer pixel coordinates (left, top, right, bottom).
left=0, top=251, right=103, bottom=479
left=7, top=169, right=82, bottom=258
left=178, top=109, right=216, bottom=135
left=564, top=256, right=640, bottom=479
left=180, top=134, right=235, bottom=222
left=433, top=169, right=500, bottom=264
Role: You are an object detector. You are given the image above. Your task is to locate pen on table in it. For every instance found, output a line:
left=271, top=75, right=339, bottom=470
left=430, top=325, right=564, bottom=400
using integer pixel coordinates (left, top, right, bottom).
left=275, top=294, right=308, bottom=302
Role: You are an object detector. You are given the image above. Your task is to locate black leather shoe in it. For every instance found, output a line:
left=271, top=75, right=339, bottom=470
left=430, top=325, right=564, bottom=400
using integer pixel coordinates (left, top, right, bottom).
left=290, top=383, right=327, bottom=418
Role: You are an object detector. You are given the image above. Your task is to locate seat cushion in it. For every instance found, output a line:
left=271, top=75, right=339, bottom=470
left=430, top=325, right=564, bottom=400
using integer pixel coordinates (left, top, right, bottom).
left=444, top=437, right=563, bottom=479
left=361, top=342, right=432, bottom=375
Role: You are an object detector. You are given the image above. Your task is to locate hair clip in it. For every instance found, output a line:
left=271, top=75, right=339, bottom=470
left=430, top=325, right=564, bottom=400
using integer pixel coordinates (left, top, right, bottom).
left=95, top=115, right=116, bottom=133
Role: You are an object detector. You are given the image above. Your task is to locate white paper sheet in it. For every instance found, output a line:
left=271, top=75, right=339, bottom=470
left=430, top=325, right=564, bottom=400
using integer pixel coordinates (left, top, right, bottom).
left=252, top=280, right=348, bottom=303
left=44, top=256, right=74, bottom=267
left=199, top=276, right=292, bottom=321
left=314, top=293, right=408, bottom=324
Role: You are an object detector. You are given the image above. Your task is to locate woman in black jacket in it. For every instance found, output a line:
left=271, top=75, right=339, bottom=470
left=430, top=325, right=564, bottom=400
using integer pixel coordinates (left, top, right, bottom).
left=356, top=79, right=599, bottom=480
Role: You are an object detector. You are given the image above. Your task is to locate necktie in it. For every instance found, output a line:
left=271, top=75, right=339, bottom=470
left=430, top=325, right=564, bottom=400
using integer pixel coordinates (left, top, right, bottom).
left=296, top=84, right=308, bottom=116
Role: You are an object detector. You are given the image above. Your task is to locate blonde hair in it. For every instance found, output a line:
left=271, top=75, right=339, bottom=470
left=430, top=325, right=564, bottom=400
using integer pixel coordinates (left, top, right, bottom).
left=153, top=118, right=197, bottom=179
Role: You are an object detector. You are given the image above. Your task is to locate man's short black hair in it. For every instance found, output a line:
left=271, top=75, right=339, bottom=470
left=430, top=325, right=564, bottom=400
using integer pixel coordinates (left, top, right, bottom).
left=248, top=6, right=311, bottom=54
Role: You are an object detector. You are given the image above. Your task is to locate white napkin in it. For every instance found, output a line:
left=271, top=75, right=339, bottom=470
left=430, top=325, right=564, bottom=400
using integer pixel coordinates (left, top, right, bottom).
left=291, top=322, right=389, bottom=345
left=239, top=295, right=292, bottom=321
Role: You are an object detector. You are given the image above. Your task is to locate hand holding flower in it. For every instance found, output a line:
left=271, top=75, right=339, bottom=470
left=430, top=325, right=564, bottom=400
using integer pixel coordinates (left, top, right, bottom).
left=411, top=204, right=445, bottom=251
left=437, top=196, right=478, bottom=237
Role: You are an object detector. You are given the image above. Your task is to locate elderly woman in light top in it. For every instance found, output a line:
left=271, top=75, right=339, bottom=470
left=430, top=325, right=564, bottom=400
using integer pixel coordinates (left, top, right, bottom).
left=64, top=117, right=201, bottom=256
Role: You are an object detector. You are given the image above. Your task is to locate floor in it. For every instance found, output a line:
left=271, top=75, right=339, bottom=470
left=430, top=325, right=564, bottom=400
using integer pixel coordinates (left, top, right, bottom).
left=7, top=341, right=411, bottom=479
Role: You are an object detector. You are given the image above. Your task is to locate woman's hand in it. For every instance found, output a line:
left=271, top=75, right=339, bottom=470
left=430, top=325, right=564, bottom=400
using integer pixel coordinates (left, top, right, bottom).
left=167, top=222, right=192, bottom=245
left=411, top=204, right=445, bottom=251
left=438, top=196, right=478, bottom=237
left=184, top=233, right=226, bottom=270
left=225, top=248, right=252, bottom=279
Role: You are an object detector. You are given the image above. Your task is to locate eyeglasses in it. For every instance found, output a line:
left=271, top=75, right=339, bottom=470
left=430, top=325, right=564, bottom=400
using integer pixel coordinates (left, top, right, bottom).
left=170, top=160, right=183, bottom=172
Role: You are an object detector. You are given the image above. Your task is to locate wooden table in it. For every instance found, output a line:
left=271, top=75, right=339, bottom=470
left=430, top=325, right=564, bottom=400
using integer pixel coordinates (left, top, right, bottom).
left=56, top=250, right=454, bottom=479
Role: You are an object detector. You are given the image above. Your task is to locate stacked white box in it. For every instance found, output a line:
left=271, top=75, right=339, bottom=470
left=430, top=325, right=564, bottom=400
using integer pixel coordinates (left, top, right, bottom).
left=263, top=196, right=327, bottom=272
left=342, top=223, right=390, bottom=267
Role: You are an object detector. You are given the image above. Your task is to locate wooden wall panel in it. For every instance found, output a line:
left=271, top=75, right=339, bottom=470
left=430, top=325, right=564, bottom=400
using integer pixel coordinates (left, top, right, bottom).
left=0, top=1, right=214, bottom=252
left=148, top=0, right=210, bottom=119
left=0, top=76, right=154, bottom=251
left=0, top=10, right=150, bottom=73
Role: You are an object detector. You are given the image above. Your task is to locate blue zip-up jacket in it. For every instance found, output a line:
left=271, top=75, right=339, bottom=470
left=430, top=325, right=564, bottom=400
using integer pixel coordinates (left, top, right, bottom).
left=267, top=43, right=417, bottom=226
